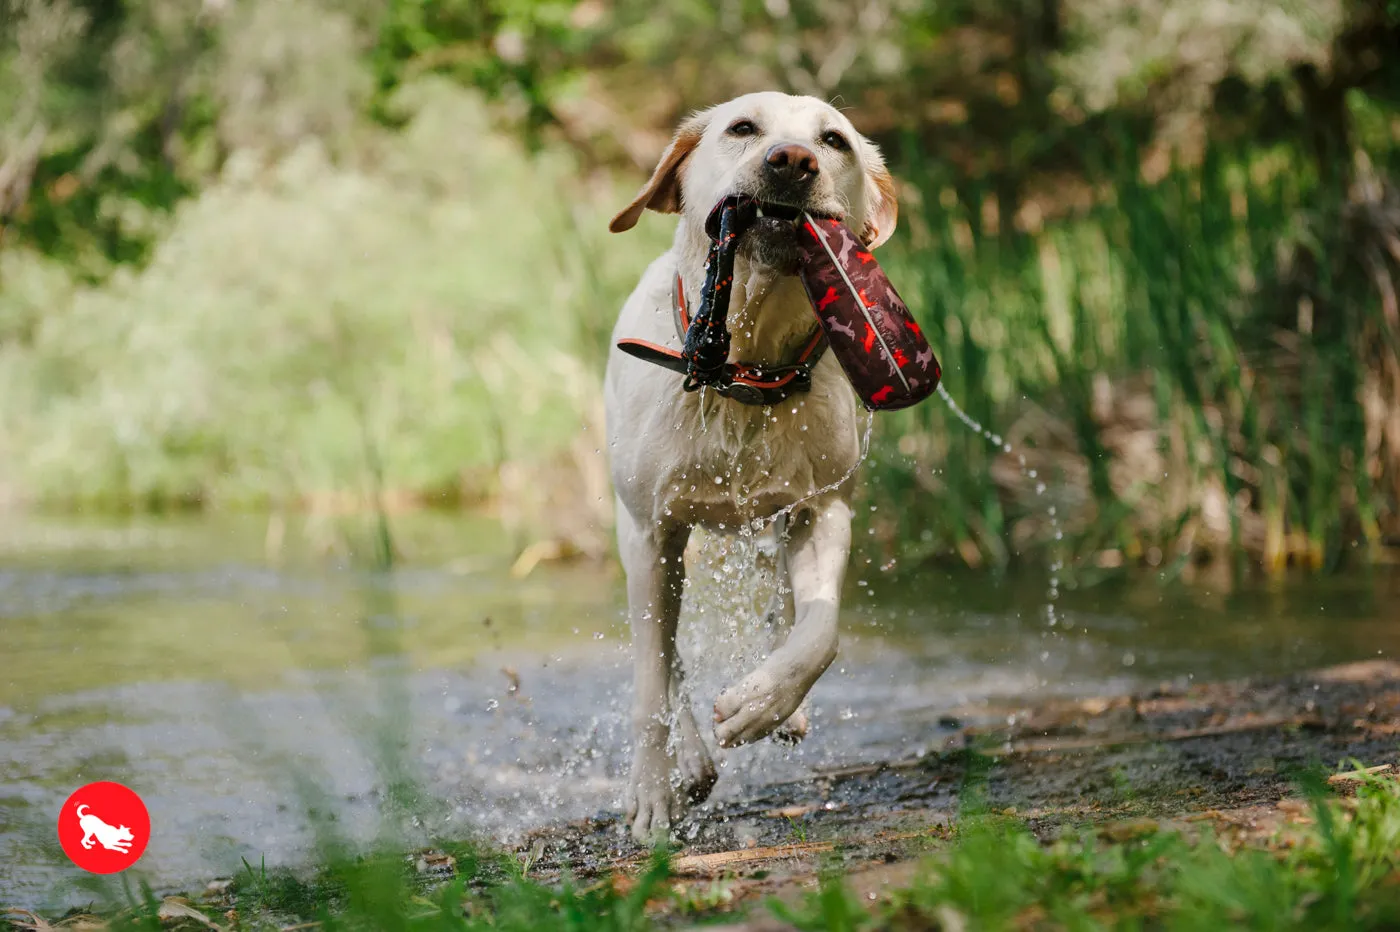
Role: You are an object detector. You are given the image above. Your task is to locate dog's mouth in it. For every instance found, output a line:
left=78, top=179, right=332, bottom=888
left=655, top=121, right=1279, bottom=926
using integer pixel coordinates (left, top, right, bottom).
left=707, top=196, right=841, bottom=275
left=750, top=200, right=839, bottom=275
left=704, top=195, right=841, bottom=238
left=752, top=201, right=802, bottom=223
left=752, top=199, right=840, bottom=224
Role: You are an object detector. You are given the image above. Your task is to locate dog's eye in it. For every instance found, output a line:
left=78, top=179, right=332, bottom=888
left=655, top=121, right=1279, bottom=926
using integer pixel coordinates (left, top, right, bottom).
left=726, top=119, right=759, bottom=138
left=821, top=130, right=851, bottom=151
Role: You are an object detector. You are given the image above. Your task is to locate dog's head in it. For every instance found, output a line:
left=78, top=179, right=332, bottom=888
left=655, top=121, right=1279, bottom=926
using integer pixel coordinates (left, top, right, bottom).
left=115, top=825, right=133, bottom=840
left=609, top=92, right=897, bottom=271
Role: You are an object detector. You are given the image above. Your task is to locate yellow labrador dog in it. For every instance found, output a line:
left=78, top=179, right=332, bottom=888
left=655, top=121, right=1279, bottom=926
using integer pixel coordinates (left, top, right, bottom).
left=605, top=92, right=897, bottom=841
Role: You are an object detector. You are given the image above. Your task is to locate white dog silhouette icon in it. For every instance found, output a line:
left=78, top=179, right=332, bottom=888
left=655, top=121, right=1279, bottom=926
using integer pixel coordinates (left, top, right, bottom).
left=75, top=803, right=136, bottom=853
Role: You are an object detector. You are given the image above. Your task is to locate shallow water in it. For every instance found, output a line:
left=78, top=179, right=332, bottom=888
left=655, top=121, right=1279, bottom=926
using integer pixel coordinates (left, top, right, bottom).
left=2, top=513, right=1398, bottom=909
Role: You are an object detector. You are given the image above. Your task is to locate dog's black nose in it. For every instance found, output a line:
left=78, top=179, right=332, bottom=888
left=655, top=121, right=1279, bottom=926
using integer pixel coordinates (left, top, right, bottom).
left=764, top=143, right=819, bottom=185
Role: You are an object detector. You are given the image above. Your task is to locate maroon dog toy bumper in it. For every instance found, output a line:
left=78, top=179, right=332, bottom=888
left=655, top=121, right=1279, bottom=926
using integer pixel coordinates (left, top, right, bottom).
left=795, top=214, right=940, bottom=411
left=617, top=196, right=940, bottom=411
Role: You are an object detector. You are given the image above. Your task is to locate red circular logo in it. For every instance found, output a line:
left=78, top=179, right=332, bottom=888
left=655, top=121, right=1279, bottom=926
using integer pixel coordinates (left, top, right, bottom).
left=57, top=782, right=150, bottom=874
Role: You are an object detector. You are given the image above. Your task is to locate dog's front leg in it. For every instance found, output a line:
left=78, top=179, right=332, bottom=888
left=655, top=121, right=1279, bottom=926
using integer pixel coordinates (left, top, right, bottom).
left=714, top=498, right=849, bottom=748
left=618, top=503, right=690, bottom=842
left=762, top=517, right=812, bottom=745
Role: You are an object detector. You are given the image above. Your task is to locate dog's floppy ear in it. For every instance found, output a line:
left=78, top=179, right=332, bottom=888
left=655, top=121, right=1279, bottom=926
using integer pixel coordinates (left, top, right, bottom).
left=609, top=110, right=710, bottom=233
left=860, top=143, right=898, bottom=249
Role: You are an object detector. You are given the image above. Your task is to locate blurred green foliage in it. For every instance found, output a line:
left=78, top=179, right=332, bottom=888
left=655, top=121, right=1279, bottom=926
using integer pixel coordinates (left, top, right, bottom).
left=0, top=78, right=664, bottom=515
left=1, top=0, right=1398, bottom=574
left=872, top=129, right=1400, bottom=577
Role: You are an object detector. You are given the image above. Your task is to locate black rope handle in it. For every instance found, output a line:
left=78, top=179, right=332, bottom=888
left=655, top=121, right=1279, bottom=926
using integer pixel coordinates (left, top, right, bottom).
left=682, top=196, right=756, bottom=391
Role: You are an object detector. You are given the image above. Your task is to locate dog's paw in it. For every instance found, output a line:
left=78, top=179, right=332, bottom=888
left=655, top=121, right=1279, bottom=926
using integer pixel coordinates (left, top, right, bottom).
left=771, top=704, right=810, bottom=745
left=673, top=707, right=719, bottom=803
left=625, top=782, right=678, bottom=843
left=626, top=749, right=680, bottom=844
left=675, top=738, right=718, bottom=804
left=713, top=672, right=805, bottom=749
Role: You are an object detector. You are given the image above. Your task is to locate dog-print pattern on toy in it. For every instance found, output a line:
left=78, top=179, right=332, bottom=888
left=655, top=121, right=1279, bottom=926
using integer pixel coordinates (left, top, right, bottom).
left=796, top=215, right=941, bottom=411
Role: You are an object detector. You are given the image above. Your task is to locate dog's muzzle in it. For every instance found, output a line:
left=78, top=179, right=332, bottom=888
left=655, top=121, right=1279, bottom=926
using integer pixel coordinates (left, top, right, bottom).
left=616, top=194, right=943, bottom=412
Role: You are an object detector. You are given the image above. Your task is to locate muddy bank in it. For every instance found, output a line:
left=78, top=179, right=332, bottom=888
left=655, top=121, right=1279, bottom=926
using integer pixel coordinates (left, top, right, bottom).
left=513, top=659, right=1400, bottom=923
left=6, top=659, right=1399, bottom=930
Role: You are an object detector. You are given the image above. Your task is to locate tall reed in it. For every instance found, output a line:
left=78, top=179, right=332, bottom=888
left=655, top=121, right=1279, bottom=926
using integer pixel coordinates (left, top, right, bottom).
left=868, top=123, right=1400, bottom=577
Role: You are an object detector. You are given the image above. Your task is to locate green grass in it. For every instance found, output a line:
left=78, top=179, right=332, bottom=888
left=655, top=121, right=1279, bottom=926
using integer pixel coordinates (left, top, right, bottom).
left=774, top=763, right=1400, bottom=931
left=213, top=842, right=672, bottom=932
left=3, top=844, right=671, bottom=931
left=10, top=763, right=1400, bottom=931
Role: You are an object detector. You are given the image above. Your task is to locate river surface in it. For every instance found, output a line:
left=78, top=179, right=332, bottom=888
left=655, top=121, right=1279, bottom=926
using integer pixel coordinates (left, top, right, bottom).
left=2, top=513, right=1397, bottom=910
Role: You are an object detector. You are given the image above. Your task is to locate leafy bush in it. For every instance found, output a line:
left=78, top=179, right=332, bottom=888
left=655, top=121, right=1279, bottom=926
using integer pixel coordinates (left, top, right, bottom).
left=0, top=80, right=667, bottom=511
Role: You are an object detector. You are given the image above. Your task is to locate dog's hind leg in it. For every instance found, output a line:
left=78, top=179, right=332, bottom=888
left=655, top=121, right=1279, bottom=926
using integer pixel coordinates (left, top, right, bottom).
left=761, top=515, right=810, bottom=745
left=618, top=501, right=691, bottom=842
left=668, top=657, right=718, bottom=803
left=714, top=498, right=849, bottom=748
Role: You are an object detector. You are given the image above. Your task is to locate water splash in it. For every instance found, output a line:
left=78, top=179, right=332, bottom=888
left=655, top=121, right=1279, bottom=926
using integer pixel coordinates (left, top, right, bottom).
left=678, top=525, right=817, bottom=789
left=663, top=401, right=877, bottom=783
left=935, top=383, right=1065, bottom=638
left=936, top=383, right=1009, bottom=451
